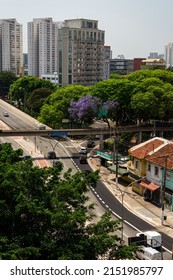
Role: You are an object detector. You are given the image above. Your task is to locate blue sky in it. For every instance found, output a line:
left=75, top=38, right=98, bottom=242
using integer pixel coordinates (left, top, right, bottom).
left=1, top=0, right=173, bottom=58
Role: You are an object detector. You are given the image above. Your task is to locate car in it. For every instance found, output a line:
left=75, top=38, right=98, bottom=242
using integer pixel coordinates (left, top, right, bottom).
left=3, top=112, right=9, bottom=117
left=87, top=140, right=95, bottom=148
left=79, top=146, right=87, bottom=154
left=35, top=124, right=46, bottom=130
left=80, top=154, right=87, bottom=164
left=47, top=151, right=56, bottom=159
left=23, top=155, right=31, bottom=160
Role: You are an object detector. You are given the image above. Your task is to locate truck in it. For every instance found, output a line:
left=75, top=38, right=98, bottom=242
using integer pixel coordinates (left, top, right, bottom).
left=136, top=230, right=162, bottom=248
left=136, top=246, right=161, bottom=260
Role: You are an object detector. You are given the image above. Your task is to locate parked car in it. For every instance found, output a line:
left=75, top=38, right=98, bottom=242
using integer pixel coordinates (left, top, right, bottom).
left=47, top=151, right=56, bottom=159
left=79, top=146, right=87, bottom=154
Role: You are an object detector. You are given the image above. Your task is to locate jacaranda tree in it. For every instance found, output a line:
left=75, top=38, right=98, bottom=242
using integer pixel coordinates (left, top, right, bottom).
left=68, top=95, right=118, bottom=127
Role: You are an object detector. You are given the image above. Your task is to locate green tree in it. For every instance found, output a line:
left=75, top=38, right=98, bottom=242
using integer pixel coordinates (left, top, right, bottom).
left=90, top=79, right=137, bottom=124
left=0, top=71, right=17, bottom=98
left=26, top=88, right=52, bottom=117
left=39, top=85, right=90, bottom=128
left=8, top=76, right=56, bottom=107
left=130, top=77, right=173, bottom=121
left=0, top=143, right=137, bottom=260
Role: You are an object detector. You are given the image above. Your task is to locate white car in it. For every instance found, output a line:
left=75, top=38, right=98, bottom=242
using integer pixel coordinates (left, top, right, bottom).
left=3, top=112, right=9, bottom=117
left=79, top=147, right=87, bottom=154
left=35, top=124, right=46, bottom=130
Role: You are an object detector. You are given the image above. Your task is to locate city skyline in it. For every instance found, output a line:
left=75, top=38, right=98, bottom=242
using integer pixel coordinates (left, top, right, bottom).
left=1, top=0, right=173, bottom=59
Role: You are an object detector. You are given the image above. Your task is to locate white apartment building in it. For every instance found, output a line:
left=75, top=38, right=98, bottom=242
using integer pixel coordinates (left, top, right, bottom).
left=164, top=42, right=173, bottom=68
left=27, top=18, right=59, bottom=77
left=58, top=18, right=105, bottom=86
left=104, top=46, right=111, bottom=80
left=0, top=18, right=23, bottom=76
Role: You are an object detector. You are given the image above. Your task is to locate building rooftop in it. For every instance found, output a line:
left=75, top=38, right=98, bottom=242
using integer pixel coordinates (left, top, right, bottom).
left=128, top=137, right=165, bottom=159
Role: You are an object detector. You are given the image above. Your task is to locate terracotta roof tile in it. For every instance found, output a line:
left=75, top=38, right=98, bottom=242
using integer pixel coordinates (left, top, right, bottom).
left=146, top=143, right=173, bottom=169
left=128, top=138, right=164, bottom=159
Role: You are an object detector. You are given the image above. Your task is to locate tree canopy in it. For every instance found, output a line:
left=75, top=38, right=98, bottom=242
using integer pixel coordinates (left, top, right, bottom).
left=7, top=69, right=173, bottom=128
left=8, top=76, right=56, bottom=107
left=38, top=85, right=90, bottom=128
left=0, top=143, right=137, bottom=260
left=68, top=95, right=118, bottom=127
left=26, top=88, right=52, bottom=117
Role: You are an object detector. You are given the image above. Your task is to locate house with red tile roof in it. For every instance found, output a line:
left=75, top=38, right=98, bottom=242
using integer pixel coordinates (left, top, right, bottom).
left=128, top=137, right=173, bottom=209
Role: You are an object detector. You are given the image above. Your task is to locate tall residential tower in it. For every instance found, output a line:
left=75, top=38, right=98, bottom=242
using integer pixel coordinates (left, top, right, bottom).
left=0, top=18, right=23, bottom=75
left=164, top=42, right=173, bottom=68
left=27, top=18, right=59, bottom=77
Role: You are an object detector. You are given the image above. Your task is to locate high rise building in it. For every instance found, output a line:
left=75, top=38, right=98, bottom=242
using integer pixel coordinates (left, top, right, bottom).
left=27, top=18, right=59, bottom=77
left=0, top=18, right=23, bottom=76
left=148, top=52, right=159, bottom=59
left=164, top=43, right=173, bottom=68
left=104, top=46, right=111, bottom=80
left=58, top=18, right=105, bottom=86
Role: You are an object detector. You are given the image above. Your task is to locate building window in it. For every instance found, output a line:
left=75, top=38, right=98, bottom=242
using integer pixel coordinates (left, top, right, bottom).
left=135, top=160, right=139, bottom=170
left=148, top=164, right=151, bottom=171
left=166, top=171, right=170, bottom=180
left=154, top=166, right=159, bottom=176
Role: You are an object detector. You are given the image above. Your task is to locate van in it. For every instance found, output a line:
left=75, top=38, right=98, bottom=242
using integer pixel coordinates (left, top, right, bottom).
left=136, top=230, right=162, bottom=248
left=136, top=246, right=161, bottom=260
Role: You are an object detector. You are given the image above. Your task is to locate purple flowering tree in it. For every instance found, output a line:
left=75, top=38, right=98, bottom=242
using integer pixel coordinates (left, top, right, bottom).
left=68, top=95, right=101, bottom=125
left=68, top=95, right=118, bottom=127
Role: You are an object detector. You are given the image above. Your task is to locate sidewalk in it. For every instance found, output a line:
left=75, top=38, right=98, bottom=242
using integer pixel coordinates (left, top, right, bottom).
left=88, top=156, right=173, bottom=239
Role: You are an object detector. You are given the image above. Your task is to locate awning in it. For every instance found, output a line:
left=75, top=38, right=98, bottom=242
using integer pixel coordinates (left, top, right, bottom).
left=140, top=180, right=160, bottom=191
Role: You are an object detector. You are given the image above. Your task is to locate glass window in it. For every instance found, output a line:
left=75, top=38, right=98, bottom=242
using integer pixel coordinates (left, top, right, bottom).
left=135, top=160, right=139, bottom=170
left=154, top=166, right=159, bottom=176
left=148, top=164, right=151, bottom=171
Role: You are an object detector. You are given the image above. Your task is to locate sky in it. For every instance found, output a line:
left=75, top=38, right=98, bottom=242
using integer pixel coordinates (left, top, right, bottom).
left=1, top=0, right=173, bottom=58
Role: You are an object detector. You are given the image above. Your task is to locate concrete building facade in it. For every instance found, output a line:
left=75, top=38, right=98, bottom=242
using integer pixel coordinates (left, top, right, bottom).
left=104, top=45, right=111, bottom=80
left=27, top=18, right=59, bottom=77
left=58, top=18, right=105, bottom=86
left=0, top=18, right=23, bottom=76
left=110, top=57, right=134, bottom=75
left=164, top=42, right=173, bottom=68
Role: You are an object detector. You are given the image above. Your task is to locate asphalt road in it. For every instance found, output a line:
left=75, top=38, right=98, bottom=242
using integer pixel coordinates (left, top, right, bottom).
left=0, top=99, right=172, bottom=257
left=73, top=154, right=173, bottom=253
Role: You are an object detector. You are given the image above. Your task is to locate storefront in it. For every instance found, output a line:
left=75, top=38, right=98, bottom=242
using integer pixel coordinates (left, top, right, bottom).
left=140, top=180, right=160, bottom=206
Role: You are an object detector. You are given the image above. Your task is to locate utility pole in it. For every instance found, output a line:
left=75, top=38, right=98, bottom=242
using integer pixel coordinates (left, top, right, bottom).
left=161, top=155, right=168, bottom=225
left=113, top=105, right=119, bottom=186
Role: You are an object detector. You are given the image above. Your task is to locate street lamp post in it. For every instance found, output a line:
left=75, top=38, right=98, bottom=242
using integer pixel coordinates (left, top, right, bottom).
left=116, top=178, right=144, bottom=240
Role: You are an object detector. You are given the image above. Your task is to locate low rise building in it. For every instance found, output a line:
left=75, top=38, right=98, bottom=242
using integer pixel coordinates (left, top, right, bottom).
left=140, top=58, right=166, bottom=70
left=128, top=137, right=173, bottom=210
